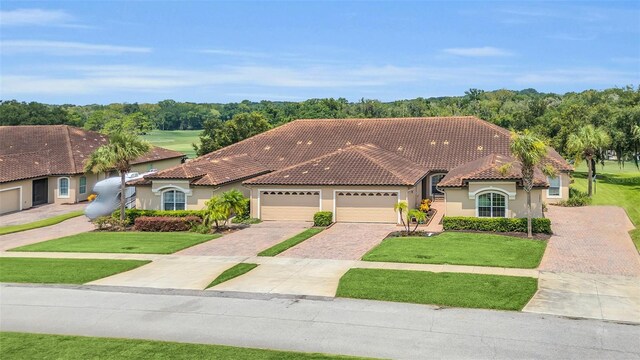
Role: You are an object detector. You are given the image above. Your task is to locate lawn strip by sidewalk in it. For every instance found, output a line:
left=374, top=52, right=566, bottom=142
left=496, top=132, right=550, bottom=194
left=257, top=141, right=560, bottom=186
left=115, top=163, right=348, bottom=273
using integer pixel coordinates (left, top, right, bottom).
left=207, top=263, right=258, bottom=288
left=0, top=211, right=84, bottom=236
left=336, top=268, right=537, bottom=311
left=0, top=258, right=150, bottom=284
left=258, top=228, right=324, bottom=257
left=8, top=232, right=220, bottom=254
left=1, top=332, right=366, bottom=360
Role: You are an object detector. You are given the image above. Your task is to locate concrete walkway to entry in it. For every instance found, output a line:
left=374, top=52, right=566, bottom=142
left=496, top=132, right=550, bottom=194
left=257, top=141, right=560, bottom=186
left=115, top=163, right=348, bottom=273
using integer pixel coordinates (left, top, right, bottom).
left=176, top=221, right=310, bottom=256
left=0, top=216, right=94, bottom=251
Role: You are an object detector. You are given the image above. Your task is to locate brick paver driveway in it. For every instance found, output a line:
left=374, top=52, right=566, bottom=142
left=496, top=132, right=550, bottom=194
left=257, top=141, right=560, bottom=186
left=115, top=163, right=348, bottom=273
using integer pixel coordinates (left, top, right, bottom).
left=176, top=221, right=310, bottom=256
left=0, top=216, right=93, bottom=251
left=279, top=222, right=396, bottom=260
left=0, top=203, right=86, bottom=227
left=540, top=205, right=640, bottom=276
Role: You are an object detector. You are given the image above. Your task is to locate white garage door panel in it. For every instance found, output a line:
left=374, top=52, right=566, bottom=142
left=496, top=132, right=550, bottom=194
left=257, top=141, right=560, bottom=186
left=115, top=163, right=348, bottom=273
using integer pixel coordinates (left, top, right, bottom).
left=336, top=191, right=397, bottom=223
left=260, top=191, right=320, bottom=221
left=0, top=188, right=21, bottom=215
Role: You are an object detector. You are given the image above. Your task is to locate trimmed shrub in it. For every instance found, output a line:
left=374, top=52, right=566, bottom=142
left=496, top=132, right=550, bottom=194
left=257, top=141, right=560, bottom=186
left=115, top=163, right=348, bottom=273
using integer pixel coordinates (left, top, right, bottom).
left=114, top=209, right=206, bottom=224
left=133, top=216, right=201, bottom=232
left=442, top=216, right=552, bottom=234
left=313, top=211, right=333, bottom=227
left=556, top=187, right=591, bottom=207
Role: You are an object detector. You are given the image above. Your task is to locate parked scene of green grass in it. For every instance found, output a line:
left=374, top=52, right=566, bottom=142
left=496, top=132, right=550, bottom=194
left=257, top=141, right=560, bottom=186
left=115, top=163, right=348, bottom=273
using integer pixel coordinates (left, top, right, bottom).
left=0, top=332, right=365, bottom=360
left=142, top=130, right=201, bottom=159
left=0, top=258, right=149, bottom=284
left=0, top=211, right=84, bottom=236
left=9, top=232, right=219, bottom=254
left=336, top=268, right=538, bottom=311
left=207, top=263, right=258, bottom=288
left=362, top=232, right=546, bottom=269
left=258, top=228, right=324, bottom=256
left=572, top=160, right=640, bottom=251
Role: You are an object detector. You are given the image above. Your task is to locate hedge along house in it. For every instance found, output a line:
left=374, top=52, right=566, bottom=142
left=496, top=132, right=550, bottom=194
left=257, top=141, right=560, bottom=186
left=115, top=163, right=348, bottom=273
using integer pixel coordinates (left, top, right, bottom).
left=129, top=117, right=572, bottom=223
left=0, top=125, right=185, bottom=215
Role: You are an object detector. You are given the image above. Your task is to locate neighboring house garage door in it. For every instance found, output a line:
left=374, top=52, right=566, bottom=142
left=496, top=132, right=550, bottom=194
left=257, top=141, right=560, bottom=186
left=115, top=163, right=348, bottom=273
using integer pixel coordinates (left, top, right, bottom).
left=260, top=191, right=320, bottom=221
left=0, top=188, right=21, bottom=215
left=336, top=191, right=398, bottom=223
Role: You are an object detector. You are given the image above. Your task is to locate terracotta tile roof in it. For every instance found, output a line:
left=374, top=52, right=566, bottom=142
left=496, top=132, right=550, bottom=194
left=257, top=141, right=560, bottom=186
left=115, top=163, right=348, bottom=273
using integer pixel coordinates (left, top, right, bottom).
left=138, top=153, right=270, bottom=186
left=0, top=125, right=184, bottom=183
left=438, top=153, right=549, bottom=187
left=244, top=144, right=429, bottom=186
left=137, top=116, right=572, bottom=188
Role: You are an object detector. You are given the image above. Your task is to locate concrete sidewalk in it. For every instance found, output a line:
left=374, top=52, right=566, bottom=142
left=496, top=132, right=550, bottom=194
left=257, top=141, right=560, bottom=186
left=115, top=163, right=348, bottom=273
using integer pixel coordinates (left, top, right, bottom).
left=2, top=285, right=638, bottom=359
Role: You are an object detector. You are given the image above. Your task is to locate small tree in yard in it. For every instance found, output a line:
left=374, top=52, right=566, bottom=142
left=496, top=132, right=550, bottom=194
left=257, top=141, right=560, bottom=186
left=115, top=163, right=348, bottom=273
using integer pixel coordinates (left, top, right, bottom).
left=394, top=201, right=427, bottom=235
left=203, top=189, right=249, bottom=231
left=566, top=125, right=611, bottom=197
left=84, top=132, right=151, bottom=221
left=500, top=130, right=555, bottom=239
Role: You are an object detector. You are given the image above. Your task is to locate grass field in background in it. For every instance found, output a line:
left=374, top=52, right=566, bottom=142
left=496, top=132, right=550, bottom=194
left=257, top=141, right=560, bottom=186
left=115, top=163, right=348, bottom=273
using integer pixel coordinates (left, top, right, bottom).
left=572, top=160, right=640, bottom=251
left=142, top=130, right=201, bottom=159
left=0, top=332, right=365, bottom=360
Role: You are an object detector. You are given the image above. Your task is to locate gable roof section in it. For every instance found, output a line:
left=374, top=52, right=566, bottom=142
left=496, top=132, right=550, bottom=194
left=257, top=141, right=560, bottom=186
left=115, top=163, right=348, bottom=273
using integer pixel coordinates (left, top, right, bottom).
left=244, top=144, right=428, bottom=186
left=0, top=125, right=184, bottom=183
left=141, top=153, right=270, bottom=186
left=438, top=153, right=549, bottom=188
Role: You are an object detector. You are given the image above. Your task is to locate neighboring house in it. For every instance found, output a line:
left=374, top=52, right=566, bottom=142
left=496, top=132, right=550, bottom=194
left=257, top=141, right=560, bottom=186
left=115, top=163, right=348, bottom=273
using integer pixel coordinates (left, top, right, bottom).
left=130, top=117, right=572, bottom=223
left=0, top=125, right=185, bottom=215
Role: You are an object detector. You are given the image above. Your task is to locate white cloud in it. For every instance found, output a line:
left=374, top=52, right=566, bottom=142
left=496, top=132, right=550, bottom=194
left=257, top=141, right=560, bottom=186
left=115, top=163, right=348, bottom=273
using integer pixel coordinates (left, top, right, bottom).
left=442, top=47, right=514, bottom=57
left=1, top=40, right=151, bottom=55
left=198, top=49, right=270, bottom=58
left=0, top=8, right=83, bottom=27
left=514, top=68, right=637, bottom=85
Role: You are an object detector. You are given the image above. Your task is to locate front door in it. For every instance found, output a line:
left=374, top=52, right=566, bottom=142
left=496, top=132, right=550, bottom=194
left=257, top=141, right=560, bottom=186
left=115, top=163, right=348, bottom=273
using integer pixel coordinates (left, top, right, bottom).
left=32, top=178, right=48, bottom=205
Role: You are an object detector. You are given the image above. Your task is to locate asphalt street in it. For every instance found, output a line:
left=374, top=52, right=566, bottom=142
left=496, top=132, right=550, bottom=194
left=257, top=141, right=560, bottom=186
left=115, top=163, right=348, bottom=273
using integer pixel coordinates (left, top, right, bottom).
left=1, top=284, right=638, bottom=359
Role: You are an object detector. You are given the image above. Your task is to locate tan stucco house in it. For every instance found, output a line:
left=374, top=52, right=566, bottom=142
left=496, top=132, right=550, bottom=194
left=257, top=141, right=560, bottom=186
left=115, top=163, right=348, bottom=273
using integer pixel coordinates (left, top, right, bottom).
left=0, top=125, right=185, bottom=215
left=130, top=117, right=572, bottom=223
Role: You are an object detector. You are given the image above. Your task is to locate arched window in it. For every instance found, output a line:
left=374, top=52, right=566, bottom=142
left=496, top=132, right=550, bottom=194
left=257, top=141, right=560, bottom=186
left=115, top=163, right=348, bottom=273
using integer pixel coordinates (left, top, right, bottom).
left=162, top=189, right=186, bottom=210
left=477, top=192, right=506, bottom=218
left=58, top=177, right=70, bottom=198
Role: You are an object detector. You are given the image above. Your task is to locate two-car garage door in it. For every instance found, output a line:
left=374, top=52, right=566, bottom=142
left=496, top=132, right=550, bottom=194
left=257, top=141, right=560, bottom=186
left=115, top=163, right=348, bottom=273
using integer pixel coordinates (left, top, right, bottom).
left=259, top=190, right=399, bottom=223
left=336, top=191, right=397, bottom=223
left=260, top=191, right=320, bottom=221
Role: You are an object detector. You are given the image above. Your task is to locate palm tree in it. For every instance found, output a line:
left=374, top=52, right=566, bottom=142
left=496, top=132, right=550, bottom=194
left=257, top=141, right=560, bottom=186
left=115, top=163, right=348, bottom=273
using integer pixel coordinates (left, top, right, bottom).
left=394, top=201, right=408, bottom=233
left=84, top=132, right=151, bottom=221
left=566, top=125, right=611, bottom=197
left=500, top=130, right=555, bottom=238
left=203, top=190, right=249, bottom=231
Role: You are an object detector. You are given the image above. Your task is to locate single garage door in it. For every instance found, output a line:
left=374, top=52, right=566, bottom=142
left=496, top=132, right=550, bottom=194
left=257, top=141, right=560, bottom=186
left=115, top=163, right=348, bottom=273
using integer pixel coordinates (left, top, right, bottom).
left=336, top=191, right=398, bottom=223
left=260, top=191, right=320, bottom=221
left=0, top=188, right=21, bottom=215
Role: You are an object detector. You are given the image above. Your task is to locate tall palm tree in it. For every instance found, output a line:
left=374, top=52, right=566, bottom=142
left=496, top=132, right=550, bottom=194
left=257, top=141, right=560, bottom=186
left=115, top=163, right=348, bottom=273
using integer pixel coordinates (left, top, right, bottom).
left=84, top=132, right=151, bottom=221
left=500, top=130, right=555, bottom=238
left=566, top=125, right=611, bottom=197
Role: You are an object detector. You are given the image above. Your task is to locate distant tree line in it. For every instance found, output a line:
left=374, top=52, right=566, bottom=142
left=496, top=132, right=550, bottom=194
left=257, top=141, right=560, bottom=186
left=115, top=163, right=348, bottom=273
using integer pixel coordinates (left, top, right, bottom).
left=1, top=86, right=639, bottom=162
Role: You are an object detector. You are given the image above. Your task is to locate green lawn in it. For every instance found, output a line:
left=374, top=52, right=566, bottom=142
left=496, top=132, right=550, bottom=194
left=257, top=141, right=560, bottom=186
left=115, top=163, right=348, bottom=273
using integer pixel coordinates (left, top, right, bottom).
left=9, top=232, right=219, bottom=254
left=258, top=228, right=324, bottom=256
left=207, top=263, right=258, bottom=288
left=362, top=232, right=546, bottom=269
left=336, top=268, right=537, bottom=311
left=0, top=211, right=84, bottom=236
left=572, top=160, right=640, bottom=251
left=0, top=332, right=365, bottom=360
left=142, top=130, right=201, bottom=159
left=0, top=258, right=149, bottom=284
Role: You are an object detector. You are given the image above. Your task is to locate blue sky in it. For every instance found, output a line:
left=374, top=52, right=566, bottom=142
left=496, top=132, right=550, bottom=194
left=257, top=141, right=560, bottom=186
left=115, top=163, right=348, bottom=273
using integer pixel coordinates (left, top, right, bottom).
left=1, top=1, right=638, bottom=104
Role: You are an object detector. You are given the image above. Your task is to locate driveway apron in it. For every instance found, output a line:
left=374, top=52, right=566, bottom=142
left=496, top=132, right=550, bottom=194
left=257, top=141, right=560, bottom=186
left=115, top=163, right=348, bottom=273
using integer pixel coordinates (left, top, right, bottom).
left=278, top=222, right=396, bottom=260
left=176, top=221, right=310, bottom=256
left=525, top=206, right=640, bottom=323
